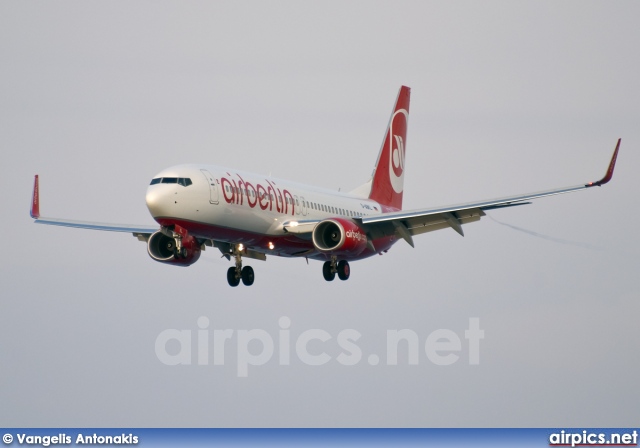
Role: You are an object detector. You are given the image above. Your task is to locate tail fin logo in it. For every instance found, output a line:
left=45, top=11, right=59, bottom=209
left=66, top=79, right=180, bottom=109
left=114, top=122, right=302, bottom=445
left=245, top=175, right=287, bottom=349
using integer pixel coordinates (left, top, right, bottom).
left=369, top=86, right=410, bottom=209
left=389, top=109, right=409, bottom=193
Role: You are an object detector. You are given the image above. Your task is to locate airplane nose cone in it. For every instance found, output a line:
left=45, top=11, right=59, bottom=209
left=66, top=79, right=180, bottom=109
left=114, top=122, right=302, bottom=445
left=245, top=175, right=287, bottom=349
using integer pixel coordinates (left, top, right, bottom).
left=146, top=187, right=168, bottom=218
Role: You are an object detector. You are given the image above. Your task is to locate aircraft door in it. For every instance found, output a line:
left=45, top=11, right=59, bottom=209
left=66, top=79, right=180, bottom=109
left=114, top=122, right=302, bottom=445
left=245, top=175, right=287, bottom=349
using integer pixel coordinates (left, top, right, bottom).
left=300, top=196, right=307, bottom=216
left=200, top=169, right=219, bottom=204
left=293, top=195, right=300, bottom=215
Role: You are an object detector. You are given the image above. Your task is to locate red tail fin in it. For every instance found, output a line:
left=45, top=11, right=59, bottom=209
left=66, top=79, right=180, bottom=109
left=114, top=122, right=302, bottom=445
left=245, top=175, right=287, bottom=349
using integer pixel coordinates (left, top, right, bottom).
left=368, top=86, right=410, bottom=210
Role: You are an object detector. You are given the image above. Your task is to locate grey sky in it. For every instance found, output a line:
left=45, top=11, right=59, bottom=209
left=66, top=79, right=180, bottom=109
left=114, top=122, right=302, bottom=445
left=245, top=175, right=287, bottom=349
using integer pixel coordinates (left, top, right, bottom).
left=1, top=1, right=638, bottom=427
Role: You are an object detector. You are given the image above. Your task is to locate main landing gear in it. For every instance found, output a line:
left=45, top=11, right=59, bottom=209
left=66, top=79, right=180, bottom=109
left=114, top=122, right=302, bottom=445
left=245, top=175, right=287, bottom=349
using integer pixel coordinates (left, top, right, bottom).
left=227, top=246, right=254, bottom=287
left=322, top=256, right=350, bottom=282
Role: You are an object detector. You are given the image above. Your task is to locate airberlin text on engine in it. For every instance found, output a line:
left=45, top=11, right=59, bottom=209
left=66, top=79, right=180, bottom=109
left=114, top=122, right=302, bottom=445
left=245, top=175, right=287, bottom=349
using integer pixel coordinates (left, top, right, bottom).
left=345, top=229, right=366, bottom=242
left=221, top=173, right=295, bottom=215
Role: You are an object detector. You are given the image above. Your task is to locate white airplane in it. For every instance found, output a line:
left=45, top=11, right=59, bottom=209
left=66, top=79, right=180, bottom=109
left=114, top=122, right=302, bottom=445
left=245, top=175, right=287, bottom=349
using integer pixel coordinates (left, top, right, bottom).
left=30, top=86, right=620, bottom=286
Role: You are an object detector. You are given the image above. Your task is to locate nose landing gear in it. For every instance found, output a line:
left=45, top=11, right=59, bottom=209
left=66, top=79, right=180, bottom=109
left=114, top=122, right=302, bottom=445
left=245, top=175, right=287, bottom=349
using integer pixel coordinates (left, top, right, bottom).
left=241, top=266, right=254, bottom=286
left=227, top=244, right=255, bottom=287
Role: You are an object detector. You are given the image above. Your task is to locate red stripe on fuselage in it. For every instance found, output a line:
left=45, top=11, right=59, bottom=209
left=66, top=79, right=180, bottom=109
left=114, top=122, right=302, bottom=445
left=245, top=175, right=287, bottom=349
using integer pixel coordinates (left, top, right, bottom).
left=154, top=217, right=398, bottom=261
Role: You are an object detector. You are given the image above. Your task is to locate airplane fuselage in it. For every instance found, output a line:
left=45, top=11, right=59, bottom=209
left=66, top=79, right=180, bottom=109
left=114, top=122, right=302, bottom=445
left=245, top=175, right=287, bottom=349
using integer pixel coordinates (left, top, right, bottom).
left=145, top=164, right=398, bottom=261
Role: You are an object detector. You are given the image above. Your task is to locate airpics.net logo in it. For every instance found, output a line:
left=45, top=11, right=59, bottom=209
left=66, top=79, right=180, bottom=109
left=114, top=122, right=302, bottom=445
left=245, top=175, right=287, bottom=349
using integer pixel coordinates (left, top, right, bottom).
left=155, top=317, right=484, bottom=377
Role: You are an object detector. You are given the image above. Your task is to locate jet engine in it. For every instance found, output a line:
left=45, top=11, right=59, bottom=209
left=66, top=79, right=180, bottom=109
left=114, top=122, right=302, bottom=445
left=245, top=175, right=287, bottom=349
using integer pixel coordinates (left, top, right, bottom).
left=147, top=229, right=201, bottom=266
left=312, top=218, right=368, bottom=256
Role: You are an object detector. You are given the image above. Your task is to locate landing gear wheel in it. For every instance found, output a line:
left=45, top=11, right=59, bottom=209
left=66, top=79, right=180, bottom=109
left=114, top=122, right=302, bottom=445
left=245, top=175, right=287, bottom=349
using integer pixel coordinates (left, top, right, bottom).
left=337, top=260, right=350, bottom=281
left=227, top=267, right=240, bottom=287
left=175, top=247, right=188, bottom=259
left=241, top=266, right=255, bottom=286
left=322, top=261, right=336, bottom=281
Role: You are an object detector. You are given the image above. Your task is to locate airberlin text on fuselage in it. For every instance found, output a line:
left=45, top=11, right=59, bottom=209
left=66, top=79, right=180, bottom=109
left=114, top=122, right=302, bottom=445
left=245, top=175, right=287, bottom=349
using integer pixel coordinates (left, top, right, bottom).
left=221, top=173, right=295, bottom=216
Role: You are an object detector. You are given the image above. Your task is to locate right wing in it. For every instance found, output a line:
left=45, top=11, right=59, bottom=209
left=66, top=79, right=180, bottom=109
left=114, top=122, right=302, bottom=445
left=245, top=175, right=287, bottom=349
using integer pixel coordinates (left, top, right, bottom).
left=30, top=175, right=158, bottom=238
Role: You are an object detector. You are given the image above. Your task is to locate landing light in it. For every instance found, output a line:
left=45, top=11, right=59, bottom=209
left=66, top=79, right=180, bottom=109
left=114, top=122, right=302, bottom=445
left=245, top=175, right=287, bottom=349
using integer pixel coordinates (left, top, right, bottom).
left=289, top=221, right=299, bottom=227
left=237, top=243, right=244, bottom=252
left=268, top=242, right=275, bottom=250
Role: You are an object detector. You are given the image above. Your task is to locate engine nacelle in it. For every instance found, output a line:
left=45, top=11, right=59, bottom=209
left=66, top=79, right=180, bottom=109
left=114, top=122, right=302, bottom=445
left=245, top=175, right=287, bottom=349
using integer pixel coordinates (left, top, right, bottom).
left=147, top=229, right=201, bottom=266
left=312, top=218, right=368, bottom=256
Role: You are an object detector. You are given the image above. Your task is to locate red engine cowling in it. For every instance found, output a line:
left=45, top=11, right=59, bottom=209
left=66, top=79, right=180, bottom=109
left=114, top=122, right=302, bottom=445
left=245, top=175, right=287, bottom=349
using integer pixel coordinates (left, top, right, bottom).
left=147, top=229, right=201, bottom=266
left=312, top=218, right=368, bottom=256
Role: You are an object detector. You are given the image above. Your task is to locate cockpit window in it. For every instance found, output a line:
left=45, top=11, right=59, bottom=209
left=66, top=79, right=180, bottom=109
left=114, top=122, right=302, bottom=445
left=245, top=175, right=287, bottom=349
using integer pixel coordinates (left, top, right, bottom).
left=150, top=177, right=193, bottom=186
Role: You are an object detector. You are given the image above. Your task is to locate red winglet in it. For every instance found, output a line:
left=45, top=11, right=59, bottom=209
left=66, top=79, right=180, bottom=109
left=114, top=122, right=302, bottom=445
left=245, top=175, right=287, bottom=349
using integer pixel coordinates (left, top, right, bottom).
left=31, top=175, right=40, bottom=219
left=587, top=138, right=621, bottom=187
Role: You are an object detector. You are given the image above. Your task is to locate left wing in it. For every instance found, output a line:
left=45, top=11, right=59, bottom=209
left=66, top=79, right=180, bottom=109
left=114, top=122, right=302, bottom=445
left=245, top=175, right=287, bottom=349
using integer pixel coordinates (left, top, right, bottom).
left=363, top=138, right=620, bottom=246
left=284, top=139, right=621, bottom=248
left=30, top=175, right=158, bottom=237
